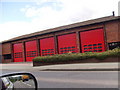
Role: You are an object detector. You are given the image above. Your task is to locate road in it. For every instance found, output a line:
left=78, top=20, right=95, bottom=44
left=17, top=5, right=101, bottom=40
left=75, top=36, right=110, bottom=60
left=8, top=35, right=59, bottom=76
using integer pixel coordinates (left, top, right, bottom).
left=14, top=80, right=35, bottom=88
left=1, top=69, right=119, bottom=88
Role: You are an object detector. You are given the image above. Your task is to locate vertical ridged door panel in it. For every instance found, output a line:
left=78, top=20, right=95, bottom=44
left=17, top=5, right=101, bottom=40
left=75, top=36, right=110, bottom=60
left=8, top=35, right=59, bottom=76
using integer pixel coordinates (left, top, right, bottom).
left=80, top=29, right=105, bottom=53
left=13, top=43, right=24, bottom=62
left=25, top=40, right=37, bottom=62
left=58, top=33, right=78, bottom=54
left=40, top=37, right=55, bottom=56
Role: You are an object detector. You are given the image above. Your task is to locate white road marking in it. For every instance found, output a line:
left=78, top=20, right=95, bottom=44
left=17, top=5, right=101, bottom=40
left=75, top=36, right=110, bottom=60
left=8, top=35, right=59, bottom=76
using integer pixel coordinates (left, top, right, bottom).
left=21, top=81, right=32, bottom=87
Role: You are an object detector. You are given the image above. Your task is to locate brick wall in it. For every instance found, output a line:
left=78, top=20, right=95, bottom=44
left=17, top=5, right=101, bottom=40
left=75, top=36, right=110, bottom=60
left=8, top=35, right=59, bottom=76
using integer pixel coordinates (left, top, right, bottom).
left=105, top=20, right=119, bottom=43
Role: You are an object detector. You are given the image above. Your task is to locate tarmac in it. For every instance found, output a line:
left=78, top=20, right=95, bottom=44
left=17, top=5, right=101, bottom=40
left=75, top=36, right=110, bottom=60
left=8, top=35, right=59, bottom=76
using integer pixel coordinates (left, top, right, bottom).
left=0, top=62, right=119, bottom=71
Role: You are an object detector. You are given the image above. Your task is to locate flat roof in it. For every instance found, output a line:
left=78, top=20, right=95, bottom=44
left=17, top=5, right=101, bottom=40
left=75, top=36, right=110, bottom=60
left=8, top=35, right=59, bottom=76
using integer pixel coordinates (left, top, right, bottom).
left=2, top=15, right=119, bottom=43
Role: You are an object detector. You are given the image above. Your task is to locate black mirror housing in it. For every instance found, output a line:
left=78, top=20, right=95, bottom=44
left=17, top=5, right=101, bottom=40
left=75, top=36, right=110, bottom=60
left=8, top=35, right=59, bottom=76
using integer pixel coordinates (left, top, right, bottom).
left=0, top=72, right=38, bottom=90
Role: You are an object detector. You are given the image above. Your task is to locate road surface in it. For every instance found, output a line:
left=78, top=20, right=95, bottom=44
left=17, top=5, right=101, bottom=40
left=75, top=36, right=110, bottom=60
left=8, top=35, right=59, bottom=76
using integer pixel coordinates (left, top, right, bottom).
left=14, top=80, right=35, bottom=88
left=1, top=69, right=119, bottom=88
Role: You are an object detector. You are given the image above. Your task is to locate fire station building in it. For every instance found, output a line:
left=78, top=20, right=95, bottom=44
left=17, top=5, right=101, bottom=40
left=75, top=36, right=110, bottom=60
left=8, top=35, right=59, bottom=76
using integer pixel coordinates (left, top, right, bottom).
left=1, top=16, right=120, bottom=63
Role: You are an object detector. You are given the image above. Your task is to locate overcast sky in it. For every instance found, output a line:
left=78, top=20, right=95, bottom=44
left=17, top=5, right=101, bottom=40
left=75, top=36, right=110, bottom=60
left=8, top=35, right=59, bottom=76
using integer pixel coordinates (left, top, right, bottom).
left=0, top=0, right=119, bottom=42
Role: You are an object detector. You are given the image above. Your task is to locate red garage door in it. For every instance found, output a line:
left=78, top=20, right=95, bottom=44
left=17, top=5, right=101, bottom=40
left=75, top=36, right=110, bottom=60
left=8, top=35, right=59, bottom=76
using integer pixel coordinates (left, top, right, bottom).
left=58, top=33, right=78, bottom=54
left=25, top=40, right=38, bottom=62
left=13, top=43, right=24, bottom=62
left=40, top=37, right=55, bottom=56
left=80, top=28, right=105, bottom=53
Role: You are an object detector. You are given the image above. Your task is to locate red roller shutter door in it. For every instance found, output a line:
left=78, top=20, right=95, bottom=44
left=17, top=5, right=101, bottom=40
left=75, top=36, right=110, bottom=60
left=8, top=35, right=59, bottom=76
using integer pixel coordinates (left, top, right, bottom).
left=13, top=43, right=24, bottom=62
left=58, top=33, right=78, bottom=54
left=40, top=37, right=55, bottom=56
left=80, top=28, right=105, bottom=53
left=25, top=40, right=38, bottom=62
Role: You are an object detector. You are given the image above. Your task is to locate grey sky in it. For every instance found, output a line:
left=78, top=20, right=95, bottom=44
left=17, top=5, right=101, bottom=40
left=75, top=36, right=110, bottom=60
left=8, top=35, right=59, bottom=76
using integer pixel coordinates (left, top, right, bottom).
left=0, top=0, right=120, bottom=42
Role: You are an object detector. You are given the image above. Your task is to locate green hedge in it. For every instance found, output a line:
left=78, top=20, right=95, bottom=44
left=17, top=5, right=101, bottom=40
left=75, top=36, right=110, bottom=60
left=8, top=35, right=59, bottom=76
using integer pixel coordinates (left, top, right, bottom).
left=33, top=48, right=120, bottom=63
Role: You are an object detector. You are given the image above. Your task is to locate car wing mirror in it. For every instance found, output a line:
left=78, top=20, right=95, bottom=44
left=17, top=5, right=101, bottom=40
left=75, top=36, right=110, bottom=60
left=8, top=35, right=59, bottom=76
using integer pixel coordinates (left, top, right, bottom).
left=0, top=73, right=38, bottom=90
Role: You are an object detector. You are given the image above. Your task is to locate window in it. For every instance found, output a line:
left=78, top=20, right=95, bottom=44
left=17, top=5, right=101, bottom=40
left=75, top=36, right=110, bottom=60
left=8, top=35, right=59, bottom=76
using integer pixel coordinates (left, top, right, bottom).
left=98, top=47, right=102, bottom=48
left=84, top=48, right=88, bottom=50
left=88, top=44, right=92, bottom=46
left=89, top=51, right=92, bottom=52
left=42, top=49, right=54, bottom=56
left=68, top=47, right=71, bottom=49
left=83, top=43, right=104, bottom=53
left=26, top=51, right=37, bottom=57
left=94, top=50, right=97, bottom=52
left=4, top=54, right=12, bottom=59
left=108, top=42, right=120, bottom=50
left=98, top=43, right=102, bottom=45
left=60, top=46, right=76, bottom=54
left=84, top=45, right=87, bottom=47
left=72, top=46, right=75, bottom=48
left=98, top=50, right=102, bottom=52
left=93, top=44, right=97, bottom=46
left=89, top=47, right=92, bottom=49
